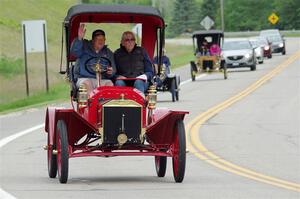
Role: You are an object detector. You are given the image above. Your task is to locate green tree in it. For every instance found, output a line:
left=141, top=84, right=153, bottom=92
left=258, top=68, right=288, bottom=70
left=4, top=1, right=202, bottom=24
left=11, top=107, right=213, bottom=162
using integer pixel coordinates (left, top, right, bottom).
left=273, top=0, right=300, bottom=30
left=199, top=0, right=219, bottom=29
left=222, top=0, right=271, bottom=31
left=168, top=0, right=200, bottom=37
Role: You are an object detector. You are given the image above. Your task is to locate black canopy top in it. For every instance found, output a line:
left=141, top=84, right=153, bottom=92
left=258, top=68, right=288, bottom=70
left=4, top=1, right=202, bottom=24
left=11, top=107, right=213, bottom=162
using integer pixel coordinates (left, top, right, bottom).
left=192, top=30, right=224, bottom=38
left=64, top=4, right=163, bottom=22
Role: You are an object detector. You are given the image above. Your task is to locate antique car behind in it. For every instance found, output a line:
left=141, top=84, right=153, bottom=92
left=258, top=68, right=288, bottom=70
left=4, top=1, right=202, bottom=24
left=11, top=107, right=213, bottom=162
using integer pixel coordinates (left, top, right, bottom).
left=222, top=39, right=256, bottom=71
left=155, top=71, right=180, bottom=102
left=190, top=30, right=228, bottom=80
left=44, top=4, right=188, bottom=184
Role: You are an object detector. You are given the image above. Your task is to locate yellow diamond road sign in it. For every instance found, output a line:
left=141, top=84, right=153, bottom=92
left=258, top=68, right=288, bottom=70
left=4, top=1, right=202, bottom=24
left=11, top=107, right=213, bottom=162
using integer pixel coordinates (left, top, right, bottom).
left=268, top=13, right=279, bottom=25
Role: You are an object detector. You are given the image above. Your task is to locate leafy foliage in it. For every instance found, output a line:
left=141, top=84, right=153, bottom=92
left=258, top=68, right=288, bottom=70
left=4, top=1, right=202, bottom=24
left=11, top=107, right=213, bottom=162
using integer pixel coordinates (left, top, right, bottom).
left=168, top=0, right=201, bottom=37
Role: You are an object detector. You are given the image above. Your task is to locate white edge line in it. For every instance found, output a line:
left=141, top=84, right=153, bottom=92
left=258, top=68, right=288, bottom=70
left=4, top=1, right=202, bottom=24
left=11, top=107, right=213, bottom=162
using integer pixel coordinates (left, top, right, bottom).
left=0, top=124, right=44, bottom=148
left=180, top=74, right=208, bottom=86
left=0, top=123, right=44, bottom=199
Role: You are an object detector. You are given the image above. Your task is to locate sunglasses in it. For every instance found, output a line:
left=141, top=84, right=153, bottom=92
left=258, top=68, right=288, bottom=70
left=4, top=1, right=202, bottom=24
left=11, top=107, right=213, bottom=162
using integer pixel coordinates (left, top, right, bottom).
left=124, top=38, right=135, bottom=42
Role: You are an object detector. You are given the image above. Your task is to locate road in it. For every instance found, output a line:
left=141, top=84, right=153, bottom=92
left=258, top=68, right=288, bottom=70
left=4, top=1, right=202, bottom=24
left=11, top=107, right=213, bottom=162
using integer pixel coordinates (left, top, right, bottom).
left=0, top=38, right=299, bottom=199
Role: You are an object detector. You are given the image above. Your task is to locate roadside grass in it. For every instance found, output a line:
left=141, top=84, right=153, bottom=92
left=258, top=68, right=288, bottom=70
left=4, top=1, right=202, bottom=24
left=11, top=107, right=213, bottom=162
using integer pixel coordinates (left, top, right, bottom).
left=0, top=83, right=70, bottom=113
left=0, top=57, right=23, bottom=78
left=165, top=44, right=194, bottom=69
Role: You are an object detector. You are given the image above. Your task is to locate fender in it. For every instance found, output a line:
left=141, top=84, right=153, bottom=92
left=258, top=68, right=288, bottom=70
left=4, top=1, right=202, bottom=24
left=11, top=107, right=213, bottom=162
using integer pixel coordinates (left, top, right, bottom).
left=45, top=107, right=64, bottom=145
left=146, top=108, right=188, bottom=144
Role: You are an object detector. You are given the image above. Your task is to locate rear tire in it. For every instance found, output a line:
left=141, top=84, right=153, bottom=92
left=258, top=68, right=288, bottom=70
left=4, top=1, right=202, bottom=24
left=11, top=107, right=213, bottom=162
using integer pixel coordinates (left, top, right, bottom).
left=155, top=156, right=167, bottom=177
left=172, top=120, right=186, bottom=183
left=171, top=78, right=176, bottom=102
left=223, top=65, right=228, bottom=79
left=56, top=120, right=69, bottom=184
left=175, top=77, right=179, bottom=101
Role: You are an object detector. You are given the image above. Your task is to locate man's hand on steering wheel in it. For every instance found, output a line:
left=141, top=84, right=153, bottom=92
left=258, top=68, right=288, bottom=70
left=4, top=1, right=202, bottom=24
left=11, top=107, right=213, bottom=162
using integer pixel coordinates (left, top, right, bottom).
left=84, top=56, right=112, bottom=75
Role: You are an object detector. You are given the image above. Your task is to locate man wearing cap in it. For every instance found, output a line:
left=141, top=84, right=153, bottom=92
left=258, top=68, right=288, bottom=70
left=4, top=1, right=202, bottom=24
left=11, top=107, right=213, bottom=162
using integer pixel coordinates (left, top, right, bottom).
left=114, top=31, right=154, bottom=94
left=71, top=24, right=116, bottom=95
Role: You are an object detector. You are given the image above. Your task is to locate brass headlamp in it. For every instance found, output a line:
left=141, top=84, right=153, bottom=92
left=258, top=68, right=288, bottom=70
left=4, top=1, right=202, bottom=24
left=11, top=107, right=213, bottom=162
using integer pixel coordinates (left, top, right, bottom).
left=78, top=85, right=88, bottom=108
left=147, top=85, right=157, bottom=109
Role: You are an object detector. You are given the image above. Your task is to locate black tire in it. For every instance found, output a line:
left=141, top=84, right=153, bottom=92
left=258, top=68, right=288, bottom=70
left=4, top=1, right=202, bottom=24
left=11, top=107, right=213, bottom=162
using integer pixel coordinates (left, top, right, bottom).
left=190, top=61, right=196, bottom=81
left=171, top=79, right=176, bottom=102
left=155, top=156, right=167, bottom=177
left=250, top=63, right=256, bottom=71
left=223, top=65, right=228, bottom=80
left=282, top=49, right=286, bottom=55
left=268, top=54, right=272, bottom=59
left=47, top=132, right=57, bottom=178
left=175, top=77, right=179, bottom=101
left=172, top=120, right=186, bottom=183
left=175, top=91, right=179, bottom=101
left=56, top=120, right=69, bottom=183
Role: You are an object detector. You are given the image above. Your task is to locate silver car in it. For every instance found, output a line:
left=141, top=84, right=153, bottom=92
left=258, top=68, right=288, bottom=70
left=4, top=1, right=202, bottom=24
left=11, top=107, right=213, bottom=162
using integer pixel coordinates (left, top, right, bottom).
left=249, top=38, right=264, bottom=64
left=222, top=40, right=256, bottom=71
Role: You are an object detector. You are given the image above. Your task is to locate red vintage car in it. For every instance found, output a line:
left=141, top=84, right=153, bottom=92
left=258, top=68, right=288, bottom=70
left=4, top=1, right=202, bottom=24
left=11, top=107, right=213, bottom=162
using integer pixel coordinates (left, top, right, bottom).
left=44, top=4, right=188, bottom=184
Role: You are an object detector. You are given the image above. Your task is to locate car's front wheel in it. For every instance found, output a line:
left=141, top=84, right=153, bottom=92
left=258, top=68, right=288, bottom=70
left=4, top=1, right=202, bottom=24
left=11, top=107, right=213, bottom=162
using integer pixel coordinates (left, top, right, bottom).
left=56, top=120, right=69, bottom=183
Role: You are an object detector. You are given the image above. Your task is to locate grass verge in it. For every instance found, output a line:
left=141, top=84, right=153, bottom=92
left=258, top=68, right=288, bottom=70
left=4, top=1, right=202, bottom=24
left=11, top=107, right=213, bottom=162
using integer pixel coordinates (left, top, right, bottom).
left=0, top=83, right=70, bottom=114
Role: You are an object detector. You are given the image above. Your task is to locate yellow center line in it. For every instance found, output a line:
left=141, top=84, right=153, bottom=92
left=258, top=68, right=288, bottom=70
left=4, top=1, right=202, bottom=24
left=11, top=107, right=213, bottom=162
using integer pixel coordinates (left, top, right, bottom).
left=186, top=49, right=300, bottom=192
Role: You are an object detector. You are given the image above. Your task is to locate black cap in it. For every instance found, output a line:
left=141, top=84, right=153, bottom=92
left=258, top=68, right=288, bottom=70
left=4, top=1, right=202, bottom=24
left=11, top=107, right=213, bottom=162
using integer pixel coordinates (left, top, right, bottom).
left=92, top=29, right=105, bottom=39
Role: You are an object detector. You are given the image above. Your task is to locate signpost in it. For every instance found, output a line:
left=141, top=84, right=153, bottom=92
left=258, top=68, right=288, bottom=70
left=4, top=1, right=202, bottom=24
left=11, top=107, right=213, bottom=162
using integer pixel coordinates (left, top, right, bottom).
left=22, top=20, right=48, bottom=96
left=200, top=16, right=215, bottom=30
left=268, top=12, right=279, bottom=25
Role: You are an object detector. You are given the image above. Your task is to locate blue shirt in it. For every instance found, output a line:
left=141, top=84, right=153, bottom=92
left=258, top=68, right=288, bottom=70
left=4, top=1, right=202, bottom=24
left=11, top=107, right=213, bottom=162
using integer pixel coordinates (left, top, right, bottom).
left=70, top=38, right=116, bottom=79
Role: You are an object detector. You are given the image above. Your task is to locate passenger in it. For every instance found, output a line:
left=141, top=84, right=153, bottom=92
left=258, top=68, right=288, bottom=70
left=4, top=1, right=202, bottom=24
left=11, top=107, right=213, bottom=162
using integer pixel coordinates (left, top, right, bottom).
left=209, top=43, right=221, bottom=56
left=153, top=49, right=171, bottom=74
left=114, top=31, right=154, bottom=93
left=70, top=24, right=116, bottom=95
left=200, top=39, right=210, bottom=56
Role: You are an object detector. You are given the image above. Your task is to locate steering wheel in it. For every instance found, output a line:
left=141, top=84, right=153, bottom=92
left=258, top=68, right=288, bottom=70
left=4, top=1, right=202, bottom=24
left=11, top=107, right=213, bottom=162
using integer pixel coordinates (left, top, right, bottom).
left=84, top=56, right=112, bottom=75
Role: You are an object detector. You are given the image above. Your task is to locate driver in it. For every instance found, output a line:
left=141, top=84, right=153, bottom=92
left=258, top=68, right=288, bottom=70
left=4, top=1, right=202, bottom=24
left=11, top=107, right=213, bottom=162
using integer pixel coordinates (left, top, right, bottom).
left=70, top=24, right=116, bottom=95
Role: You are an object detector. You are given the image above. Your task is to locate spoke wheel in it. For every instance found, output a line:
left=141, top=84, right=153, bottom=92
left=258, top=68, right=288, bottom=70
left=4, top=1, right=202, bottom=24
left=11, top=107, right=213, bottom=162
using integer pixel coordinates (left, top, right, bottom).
left=155, top=155, right=167, bottom=177
left=172, top=120, right=186, bottom=183
left=190, top=61, right=196, bottom=81
left=47, top=132, right=57, bottom=178
left=56, top=120, right=69, bottom=183
left=171, top=79, right=176, bottom=102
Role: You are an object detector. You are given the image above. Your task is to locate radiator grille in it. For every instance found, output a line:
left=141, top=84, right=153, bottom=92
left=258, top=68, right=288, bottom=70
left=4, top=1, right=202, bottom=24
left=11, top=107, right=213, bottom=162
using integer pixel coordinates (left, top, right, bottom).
left=103, top=106, right=142, bottom=144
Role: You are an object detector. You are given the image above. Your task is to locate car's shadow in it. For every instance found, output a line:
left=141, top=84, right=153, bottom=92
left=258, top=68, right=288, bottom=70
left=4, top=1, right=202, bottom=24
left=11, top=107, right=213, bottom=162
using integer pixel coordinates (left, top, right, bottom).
left=227, top=69, right=252, bottom=73
left=68, top=176, right=174, bottom=185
